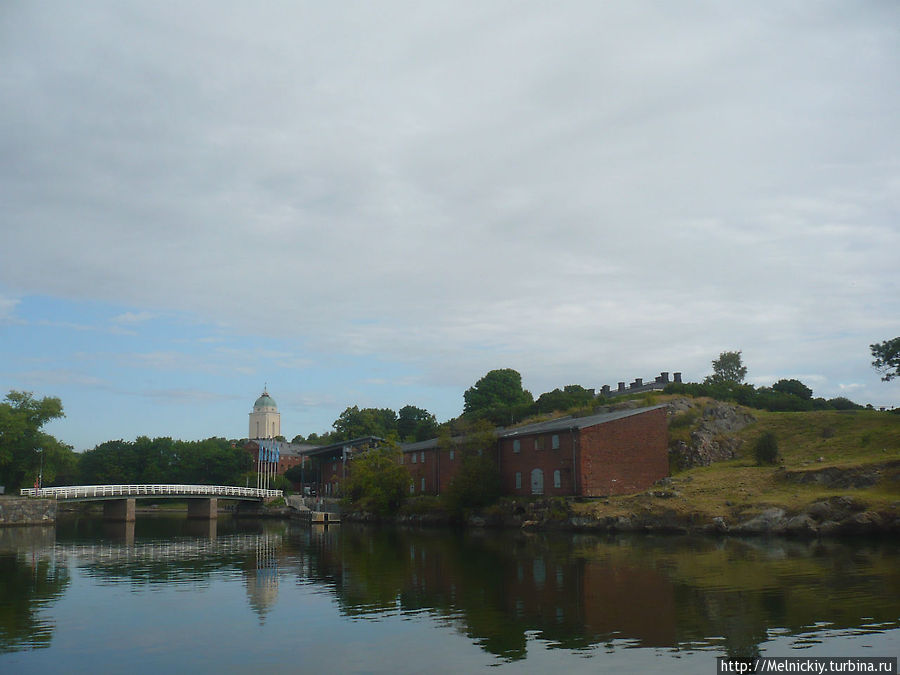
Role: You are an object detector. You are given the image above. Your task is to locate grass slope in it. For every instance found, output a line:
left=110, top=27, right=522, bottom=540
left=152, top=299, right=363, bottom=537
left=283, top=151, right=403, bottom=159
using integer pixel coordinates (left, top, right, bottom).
left=573, top=396, right=900, bottom=522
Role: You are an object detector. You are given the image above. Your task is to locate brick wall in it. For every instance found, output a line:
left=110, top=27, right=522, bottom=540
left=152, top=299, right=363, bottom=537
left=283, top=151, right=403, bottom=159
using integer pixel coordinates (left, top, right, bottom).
left=578, top=407, right=669, bottom=496
left=401, top=446, right=463, bottom=495
left=498, top=429, right=577, bottom=497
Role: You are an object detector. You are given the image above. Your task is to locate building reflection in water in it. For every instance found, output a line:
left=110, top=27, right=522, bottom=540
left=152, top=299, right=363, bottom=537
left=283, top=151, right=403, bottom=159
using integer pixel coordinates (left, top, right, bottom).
left=245, top=532, right=280, bottom=622
left=296, top=527, right=900, bottom=662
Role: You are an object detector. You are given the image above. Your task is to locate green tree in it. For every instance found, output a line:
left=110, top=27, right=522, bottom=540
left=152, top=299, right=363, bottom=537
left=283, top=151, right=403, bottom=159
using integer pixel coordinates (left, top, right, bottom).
left=534, top=385, right=596, bottom=413
left=397, top=405, right=438, bottom=442
left=705, top=351, right=748, bottom=385
left=332, top=406, right=398, bottom=441
left=342, top=443, right=411, bottom=515
left=0, top=391, right=69, bottom=490
left=442, top=420, right=500, bottom=514
left=283, top=464, right=304, bottom=485
left=771, top=378, right=813, bottom=400
left=78, top=436, right=250, bottom=485
left=871, top=337, right=900, bottom=382
left=463, top=369, right=533, bottom=424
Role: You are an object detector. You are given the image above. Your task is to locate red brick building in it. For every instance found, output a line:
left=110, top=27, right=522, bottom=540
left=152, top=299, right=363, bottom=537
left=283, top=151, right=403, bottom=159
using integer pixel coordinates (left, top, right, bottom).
left=401, top=405, right=669, bottom=497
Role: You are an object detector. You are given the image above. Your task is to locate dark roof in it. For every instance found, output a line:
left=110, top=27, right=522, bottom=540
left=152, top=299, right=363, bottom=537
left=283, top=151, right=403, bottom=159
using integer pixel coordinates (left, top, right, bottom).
left=399, top=404, right=667, bottom=452
left=299, top=436, right=384, bottom=458
left=400, top=437, right=450, bottom=452
left=244, top=440, right=319, bottom=456
left=498, top=405, right=667, bottom=438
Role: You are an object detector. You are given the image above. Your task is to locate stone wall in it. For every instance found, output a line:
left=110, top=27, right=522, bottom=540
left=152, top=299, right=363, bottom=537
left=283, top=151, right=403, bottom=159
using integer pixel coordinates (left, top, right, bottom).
left=0, top=497, right=57, bottom=526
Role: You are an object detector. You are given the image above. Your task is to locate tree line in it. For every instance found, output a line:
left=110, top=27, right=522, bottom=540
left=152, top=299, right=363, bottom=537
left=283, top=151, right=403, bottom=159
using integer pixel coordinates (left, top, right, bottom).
left=3, top=336, right=896, bottom=492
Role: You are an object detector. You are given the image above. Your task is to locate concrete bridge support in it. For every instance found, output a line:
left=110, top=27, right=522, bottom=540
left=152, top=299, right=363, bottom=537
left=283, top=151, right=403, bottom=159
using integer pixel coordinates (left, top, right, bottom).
left=187, top=498, right=218, bottom=520
left=103, top=498, right=136, bottom=522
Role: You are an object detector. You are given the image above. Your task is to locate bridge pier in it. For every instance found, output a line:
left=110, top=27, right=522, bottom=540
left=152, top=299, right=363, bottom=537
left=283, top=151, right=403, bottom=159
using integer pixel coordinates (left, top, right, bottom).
left=187, top=498, right=218, bottom=520
left=103, top=498, right=135, bottom=522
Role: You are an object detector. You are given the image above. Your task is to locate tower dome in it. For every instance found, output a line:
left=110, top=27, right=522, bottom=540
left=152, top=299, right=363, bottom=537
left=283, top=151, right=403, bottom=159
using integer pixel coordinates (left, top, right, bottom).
left=249, top=389, right=281, bottom=439
left=254, top=392, right=277, bottom=410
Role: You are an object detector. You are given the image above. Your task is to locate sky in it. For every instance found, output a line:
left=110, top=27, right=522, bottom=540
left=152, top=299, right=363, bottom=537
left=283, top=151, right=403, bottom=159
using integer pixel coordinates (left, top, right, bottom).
left=1, top=1, right=899, bottom=452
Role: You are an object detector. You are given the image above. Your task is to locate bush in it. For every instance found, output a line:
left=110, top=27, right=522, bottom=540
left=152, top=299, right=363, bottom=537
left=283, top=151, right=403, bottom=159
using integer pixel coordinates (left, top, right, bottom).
left=754, top=432, right=779, bottom=466
left=342, top=444, right=411, bottom=515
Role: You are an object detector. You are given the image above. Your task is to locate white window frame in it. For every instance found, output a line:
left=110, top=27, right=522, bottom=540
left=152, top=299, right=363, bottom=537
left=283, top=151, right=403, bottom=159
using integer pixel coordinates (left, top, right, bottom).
left=551, top=434, right=560, bottom=450
left=515, top=472, right=522, bottom=490
left=553, top=469, right=561, bottom=489
left=513, top=439, right=520, bottom=453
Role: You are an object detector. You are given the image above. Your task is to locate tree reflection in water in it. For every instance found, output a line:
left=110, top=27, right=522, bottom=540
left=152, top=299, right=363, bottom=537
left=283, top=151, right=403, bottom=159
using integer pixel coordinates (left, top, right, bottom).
left=0, top=527, right=68, bottom=653
left=1, top=517, right=898, bottom=663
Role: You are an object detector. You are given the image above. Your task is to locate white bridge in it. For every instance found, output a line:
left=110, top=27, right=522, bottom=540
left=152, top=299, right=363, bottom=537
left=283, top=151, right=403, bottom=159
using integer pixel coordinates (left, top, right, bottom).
left=20, top=484, right=282, bottom=501
left=19, top=484, right=282, bottom=521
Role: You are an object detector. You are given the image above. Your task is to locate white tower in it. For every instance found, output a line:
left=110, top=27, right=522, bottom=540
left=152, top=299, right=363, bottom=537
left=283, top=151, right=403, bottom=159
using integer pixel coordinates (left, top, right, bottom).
left=249, top=389, right=281, bottom=440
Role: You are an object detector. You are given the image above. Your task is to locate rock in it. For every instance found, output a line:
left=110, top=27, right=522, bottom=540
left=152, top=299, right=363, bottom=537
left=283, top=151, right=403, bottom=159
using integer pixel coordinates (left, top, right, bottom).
left=782, top=461, right=899, bottom=489
left=613, top=516, right=633, bottom=531
left=669, top=401, right=756, bottom=468
left=709, top=516, right=729, bottom=533
left=736, top=508, right=788, bottom=534
left=785, top=514, right=818, bottom=536
left=837, top=511, right=883, bottom=535
left=806, top=496, right=866, bottom=522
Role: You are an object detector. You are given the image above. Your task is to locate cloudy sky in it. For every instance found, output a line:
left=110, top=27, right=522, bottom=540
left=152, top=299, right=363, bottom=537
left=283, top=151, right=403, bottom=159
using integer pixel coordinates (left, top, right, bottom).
left=2, top=1, right=898, bottom=451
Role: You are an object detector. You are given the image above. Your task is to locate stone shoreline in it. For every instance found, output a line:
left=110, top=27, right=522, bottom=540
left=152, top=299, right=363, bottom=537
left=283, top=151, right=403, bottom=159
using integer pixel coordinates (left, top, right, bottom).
left=342, top=495, right=900, bottom=537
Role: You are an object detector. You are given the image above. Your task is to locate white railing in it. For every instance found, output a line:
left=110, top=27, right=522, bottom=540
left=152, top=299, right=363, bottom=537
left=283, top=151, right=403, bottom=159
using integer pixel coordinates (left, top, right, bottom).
left=19, top=484, right=282, bottom=500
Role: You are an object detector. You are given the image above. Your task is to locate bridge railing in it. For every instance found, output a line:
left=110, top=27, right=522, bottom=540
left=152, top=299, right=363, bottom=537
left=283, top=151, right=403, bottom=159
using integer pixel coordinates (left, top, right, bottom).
left=19, top=484, right=282, bottom=500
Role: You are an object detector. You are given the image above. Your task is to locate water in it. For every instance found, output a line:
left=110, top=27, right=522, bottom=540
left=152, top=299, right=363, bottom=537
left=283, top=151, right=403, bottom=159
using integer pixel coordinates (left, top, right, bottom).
left=0, top=516, right=897, bottom=673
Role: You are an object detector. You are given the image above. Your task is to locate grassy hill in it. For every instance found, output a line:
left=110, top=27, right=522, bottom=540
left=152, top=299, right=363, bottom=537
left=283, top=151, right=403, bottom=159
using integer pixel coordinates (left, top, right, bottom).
left=572, top=395, right=900, bottom=524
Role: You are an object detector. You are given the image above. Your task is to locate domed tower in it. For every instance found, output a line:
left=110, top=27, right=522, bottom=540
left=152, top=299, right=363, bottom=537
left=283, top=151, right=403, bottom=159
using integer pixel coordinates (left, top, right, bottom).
left=249, top=389, right=280, bottom=440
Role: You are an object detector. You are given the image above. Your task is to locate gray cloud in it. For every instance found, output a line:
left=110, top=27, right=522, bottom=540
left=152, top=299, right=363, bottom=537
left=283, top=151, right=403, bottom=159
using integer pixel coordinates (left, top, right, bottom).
left=1, top=1, right=898, bottom=407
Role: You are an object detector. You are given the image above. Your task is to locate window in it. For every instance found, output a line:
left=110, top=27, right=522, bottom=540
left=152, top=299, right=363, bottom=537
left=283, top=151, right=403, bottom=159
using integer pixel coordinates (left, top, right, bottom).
left=411, top=453, right=417, bottom=464
left=449, top=449, right=455, bottom=460
left=420, top=451, right=425, bottom=463
left=420, top=477, right=426, bottom=492
left=513, top=439, right=521, bottom=453
left=409, top=483, right=415, bottom=494
left=553, top=470, right=561, bottom=489
left=534, top=437, right=542, bottom=451
left=515, top=472, right=522, bottom=490
left=551, top=434, right=560, bottom=450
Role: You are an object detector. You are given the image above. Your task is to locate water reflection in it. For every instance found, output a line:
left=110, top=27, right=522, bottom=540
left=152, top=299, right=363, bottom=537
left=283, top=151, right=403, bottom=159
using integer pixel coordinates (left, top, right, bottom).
left=0, top=527, right=68, bottom=653
left=0, top=517, right=898, bottom=664
left=296, top=527, right=900, bottom=661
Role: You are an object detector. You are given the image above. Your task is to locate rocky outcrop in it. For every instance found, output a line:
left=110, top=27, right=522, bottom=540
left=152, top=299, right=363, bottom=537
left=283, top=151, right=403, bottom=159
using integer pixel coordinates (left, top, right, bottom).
left=668, top=399, right=756, bottom=468
left=780, top=461, right=900, bottom=489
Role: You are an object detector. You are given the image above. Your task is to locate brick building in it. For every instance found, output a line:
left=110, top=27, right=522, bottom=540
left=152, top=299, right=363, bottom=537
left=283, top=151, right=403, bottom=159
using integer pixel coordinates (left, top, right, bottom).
left=401, top=404, right=669, bottom=498
left=301, top=436, right=383, bottom=496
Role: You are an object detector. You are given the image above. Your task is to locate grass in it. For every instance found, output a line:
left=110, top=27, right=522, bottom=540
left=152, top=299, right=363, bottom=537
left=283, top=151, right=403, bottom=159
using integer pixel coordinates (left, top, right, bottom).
left=571, top=401, right=900, bottom=522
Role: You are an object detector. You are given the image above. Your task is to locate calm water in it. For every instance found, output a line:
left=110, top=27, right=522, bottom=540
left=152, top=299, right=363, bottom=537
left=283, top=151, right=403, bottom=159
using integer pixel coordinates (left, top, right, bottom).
left=0, top=516, right=898, bottom=673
